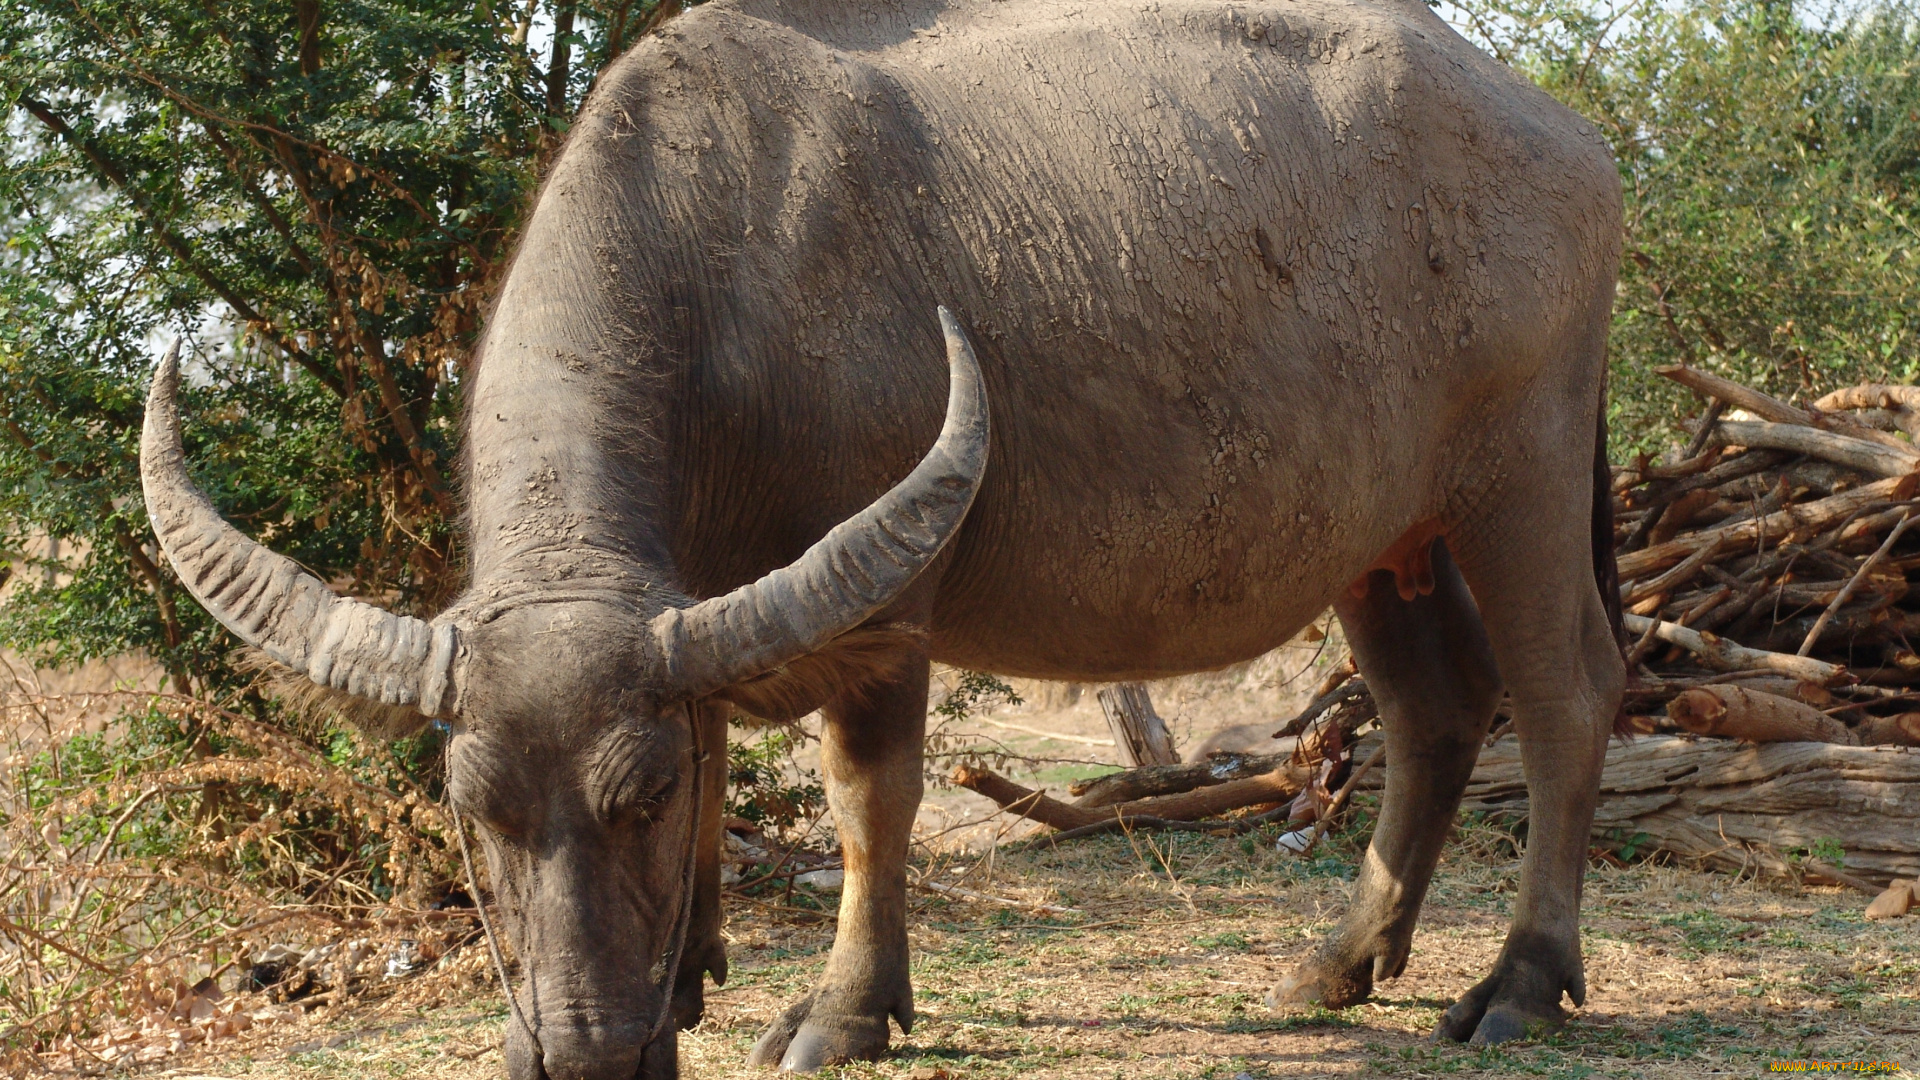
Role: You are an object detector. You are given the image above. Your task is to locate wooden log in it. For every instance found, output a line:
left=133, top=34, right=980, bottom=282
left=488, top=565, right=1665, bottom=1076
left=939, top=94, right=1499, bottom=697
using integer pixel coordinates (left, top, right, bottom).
left=1667, top=685, right=1858, bottom=744
left=1661, top=365, right=1915, bottom=452
left=1622, top=535, right=1723, bottom=605
left=951, top=761, right=1311, bottom=831
left=1814, top=384, right=1920, bottom=413
left=1621, top=614, right=1847, bottom=684
left=1068, top=747, right=1294, bottom=807
left=1096, top=683, right=1177, bottom=767
left=1361, top=735, right=1920, bottom=887
left=1618, top=475, right=1911, bottom=580
left=1708, top=420, right=1919, bottom=479
left=1858, top=713, right=1920, bottom=747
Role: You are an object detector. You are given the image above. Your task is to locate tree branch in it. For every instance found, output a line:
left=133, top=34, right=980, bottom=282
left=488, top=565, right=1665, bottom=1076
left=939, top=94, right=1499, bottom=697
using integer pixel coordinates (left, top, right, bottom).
left=16, top=95, right=343, bottom=397
left=546, top=2, right=576, bottom=125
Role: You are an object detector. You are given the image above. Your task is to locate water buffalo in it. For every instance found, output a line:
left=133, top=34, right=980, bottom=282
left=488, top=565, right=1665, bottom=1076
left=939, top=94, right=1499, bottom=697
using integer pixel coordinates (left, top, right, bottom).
left=140, top=0, right=1625, bottom=1075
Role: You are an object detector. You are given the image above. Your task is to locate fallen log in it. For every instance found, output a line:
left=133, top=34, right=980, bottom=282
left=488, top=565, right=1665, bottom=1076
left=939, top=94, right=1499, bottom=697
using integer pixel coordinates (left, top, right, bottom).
left=1360, top=735, right=1920, bottom=887
left=951, top=760, right=1310, bottom=832
left=1067, top=747, right=1294, bottom=808
left=1666, top=685, right=1857, bottom=744
left=1621, top=613, right=1847, bottom=684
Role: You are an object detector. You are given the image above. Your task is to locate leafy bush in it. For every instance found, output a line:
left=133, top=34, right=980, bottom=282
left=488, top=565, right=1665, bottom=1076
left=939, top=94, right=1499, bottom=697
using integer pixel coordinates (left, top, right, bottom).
left=0, top=2, right=675, bottom=1061
left=1441, top=0, right=1920, bottom=455
left=726, top=726, right=825, bottom=835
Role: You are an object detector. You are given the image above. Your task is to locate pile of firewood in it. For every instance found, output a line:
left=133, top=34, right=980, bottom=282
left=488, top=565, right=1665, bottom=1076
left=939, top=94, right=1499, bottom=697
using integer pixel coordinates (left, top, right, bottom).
left=954, top=365, right=1920, bottom=909
left=1611, top=364, right=1920, bottom=703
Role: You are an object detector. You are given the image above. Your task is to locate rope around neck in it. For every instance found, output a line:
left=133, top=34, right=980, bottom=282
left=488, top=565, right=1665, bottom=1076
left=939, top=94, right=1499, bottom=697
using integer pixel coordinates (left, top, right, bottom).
left=450, top=801, right=537, bottom=1049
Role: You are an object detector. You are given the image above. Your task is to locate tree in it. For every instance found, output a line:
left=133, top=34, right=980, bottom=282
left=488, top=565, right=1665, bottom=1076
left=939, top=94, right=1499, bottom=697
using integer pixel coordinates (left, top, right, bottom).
left=1439, top=0, right=1920, bottom=454
left=0, top=1, right=677, bottom=694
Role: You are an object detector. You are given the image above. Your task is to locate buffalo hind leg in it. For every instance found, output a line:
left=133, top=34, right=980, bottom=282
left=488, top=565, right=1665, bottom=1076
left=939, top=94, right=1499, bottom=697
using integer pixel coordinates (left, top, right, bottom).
left=1434, top=469, right=1624, bottom=1044
left=674, top=699, right=732, bottom=1030
left=1271, top=540, right=1502, bottom=1011
left=747, top=657, right=926, bottom=1071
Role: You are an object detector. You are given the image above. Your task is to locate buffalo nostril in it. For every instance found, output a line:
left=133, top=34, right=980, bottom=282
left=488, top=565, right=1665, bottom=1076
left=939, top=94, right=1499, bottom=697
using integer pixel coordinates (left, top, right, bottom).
left=538, top=1024, right=655, bottom=1080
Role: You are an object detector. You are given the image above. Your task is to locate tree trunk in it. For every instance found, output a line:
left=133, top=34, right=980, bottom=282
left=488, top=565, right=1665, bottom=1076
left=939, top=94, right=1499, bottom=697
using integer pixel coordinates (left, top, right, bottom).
left=1096, top=683, right=1177, bottom=767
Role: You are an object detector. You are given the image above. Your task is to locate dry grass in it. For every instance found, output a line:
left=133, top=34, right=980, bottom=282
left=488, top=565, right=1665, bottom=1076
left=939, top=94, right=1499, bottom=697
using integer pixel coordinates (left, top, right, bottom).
left=102, top=817, right=1920, bottom=1080
left=13, top=643, right=1916, bottom=1078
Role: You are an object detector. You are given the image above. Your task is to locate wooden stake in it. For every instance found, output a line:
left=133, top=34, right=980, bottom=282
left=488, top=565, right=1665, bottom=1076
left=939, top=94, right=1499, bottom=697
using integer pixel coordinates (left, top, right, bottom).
left=1096, top=683, right=1178, bottom=766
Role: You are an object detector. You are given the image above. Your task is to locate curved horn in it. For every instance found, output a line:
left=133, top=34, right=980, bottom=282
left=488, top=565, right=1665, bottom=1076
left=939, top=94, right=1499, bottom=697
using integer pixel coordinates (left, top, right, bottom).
left=140, top=343, right=460, bottom=717
left=652, top=306, right=990, bottom=696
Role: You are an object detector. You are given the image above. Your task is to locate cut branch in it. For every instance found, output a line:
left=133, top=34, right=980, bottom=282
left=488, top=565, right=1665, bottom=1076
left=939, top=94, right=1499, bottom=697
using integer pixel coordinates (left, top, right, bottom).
left=1618, top=475, right=1913, bottom=580
left=951, top=761, right=1310, bottom=832
left=1620, top=614, right=1846, bottom=684
left=1707, top=420, right=1919, bottom=478
left=1068, top=749, right=1294, bottom=807
left=1659, top=363, right=1913, bottom=452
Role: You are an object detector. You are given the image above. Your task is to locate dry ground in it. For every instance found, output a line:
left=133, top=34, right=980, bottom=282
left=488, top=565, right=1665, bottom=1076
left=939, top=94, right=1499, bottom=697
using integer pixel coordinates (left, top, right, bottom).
left=123, top=826, right=1919, bottom=1080
left=25, top=646, right=1920, bottom=1078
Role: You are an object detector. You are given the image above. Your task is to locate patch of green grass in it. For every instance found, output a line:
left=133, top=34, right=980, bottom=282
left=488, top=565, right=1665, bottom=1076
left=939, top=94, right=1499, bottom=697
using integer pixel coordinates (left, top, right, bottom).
left=1656, top=908, right=1745, bottom=954
left=1190, top=930, right=1251, bottom=951
left=1029, top=763, right=1116, bottom=784
left=1218, top=1005, right=1357, bottom=1034
left=1766, top=925, right=1812, bottom=949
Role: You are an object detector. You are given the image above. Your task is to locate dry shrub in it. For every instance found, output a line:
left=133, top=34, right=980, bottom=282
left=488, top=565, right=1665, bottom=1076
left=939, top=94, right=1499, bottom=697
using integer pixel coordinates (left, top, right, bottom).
left=0, top=671, right=474, bottom=1075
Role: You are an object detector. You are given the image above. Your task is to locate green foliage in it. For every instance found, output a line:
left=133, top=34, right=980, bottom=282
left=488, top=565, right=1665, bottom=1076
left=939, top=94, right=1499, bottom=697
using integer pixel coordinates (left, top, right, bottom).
left=1442, top=0, right=1920, bottom=455
left=726, top=726, right=825, bottom=834
left=1604, top=825, right=1655, bottom=861
left=1786, top=835, right=1849, bottom=866
left=933, top=670, right=1024, bottom=724
left=0, top=0, right=679, bottom=691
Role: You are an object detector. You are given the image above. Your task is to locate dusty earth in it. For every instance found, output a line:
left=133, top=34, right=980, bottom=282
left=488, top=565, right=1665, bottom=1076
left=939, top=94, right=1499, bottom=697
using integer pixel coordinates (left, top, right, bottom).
left=82, top=640, right=1920, bottom=1080
left=124, top=832, right=1919, bottom=1080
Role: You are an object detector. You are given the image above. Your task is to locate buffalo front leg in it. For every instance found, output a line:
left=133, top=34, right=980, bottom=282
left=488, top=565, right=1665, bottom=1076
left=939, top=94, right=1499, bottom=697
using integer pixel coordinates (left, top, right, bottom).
left=1271, top=540, right=1502, bottom=1012
left=747, top=657, right=927, bottom=1071
left=1436, top=475, right=1625, bottom=1044
left=675, top=699, right=732, bottom=1030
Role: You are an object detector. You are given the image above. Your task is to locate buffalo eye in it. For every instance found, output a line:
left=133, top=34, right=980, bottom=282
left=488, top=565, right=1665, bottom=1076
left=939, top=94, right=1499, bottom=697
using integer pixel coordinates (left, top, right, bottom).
left=594, top=723, right=683, bottom=823
left=445, top=734, right=534, bottom=839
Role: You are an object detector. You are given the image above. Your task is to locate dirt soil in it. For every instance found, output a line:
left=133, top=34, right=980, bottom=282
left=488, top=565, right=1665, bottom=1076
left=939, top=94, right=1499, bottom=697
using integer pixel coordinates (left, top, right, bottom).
left=51, top=646, right=1920, bottom=1079
left=125, top=836, right=1919, bottom=1080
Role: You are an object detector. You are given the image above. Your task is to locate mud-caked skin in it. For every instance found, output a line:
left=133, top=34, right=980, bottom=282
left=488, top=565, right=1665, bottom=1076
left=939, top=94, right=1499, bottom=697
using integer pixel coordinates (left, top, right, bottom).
left=139, top=0, right=1627, bottom=1075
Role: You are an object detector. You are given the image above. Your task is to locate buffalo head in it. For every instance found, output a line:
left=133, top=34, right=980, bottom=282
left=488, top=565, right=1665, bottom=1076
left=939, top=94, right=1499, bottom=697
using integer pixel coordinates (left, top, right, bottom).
left=139, top=309, right=989, bottom=1079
